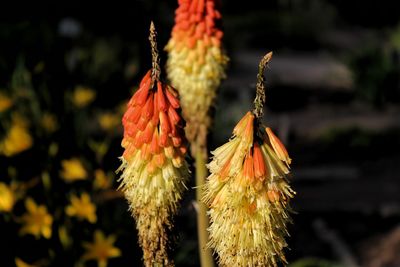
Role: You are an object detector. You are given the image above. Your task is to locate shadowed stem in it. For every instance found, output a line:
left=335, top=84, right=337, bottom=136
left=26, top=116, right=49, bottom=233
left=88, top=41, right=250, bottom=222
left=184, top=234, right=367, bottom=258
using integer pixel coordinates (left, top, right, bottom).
left=149, top=21, right=161, bottom=85
left=253, top=51, right=273, bottom=121
left=195, top=148, right=215, bottom=267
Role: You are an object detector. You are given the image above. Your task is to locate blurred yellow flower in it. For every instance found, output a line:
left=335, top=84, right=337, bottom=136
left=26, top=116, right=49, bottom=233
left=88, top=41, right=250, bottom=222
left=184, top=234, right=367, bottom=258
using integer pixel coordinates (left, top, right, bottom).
left=60, top=158, right=88, bottom=182
left=58, top=225, right=72, bottom=249
left=94, top=169, right=112, bottom=190
left=20, top=198, right=53, bottom=239
left=72, top=86, right=96, bottom=108
left=15, top=258, right=37, bottom=267
left=0, top=182, right=16, bottom=212
left=0, top=92, right=13, bottom=112
left=41, top=112, right=58, bottom=133
left=0, top=117, right=32, bottom=157
left=82, top=230, right=121, bottom=267
left=98, top=112, right=120, bottom=131
left=65, top=193, right=97, bottom=223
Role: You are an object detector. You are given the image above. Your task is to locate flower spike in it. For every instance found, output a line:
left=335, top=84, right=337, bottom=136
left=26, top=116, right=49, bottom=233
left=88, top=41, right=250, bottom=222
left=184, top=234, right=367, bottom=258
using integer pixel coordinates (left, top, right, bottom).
left=118, top=22, right=189, bottom=267
left=203, top=52, right=295, bottom=267
left=165, top=0, right=229, bottom=154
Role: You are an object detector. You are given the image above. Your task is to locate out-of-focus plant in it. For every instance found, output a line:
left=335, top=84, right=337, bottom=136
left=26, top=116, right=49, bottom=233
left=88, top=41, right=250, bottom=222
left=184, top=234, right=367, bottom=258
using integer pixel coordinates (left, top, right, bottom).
left=165, top=1, right=229, bottom=265
left=0, top=50, right=124, bottom=266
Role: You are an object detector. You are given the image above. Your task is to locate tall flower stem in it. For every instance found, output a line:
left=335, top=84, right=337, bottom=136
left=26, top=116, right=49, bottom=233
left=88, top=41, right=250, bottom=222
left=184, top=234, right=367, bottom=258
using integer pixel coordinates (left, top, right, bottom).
left=195, top=147, right=215, bottom=267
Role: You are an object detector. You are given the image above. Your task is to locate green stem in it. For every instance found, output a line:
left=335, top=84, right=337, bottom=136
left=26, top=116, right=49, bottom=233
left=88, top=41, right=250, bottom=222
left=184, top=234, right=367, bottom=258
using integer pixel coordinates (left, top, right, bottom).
left=195, top=149, right=215, bottom=267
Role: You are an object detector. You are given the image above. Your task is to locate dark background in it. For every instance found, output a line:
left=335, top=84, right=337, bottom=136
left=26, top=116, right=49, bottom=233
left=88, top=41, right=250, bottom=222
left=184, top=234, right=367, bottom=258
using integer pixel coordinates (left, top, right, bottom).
left=1, top=1, right=400, bottom=266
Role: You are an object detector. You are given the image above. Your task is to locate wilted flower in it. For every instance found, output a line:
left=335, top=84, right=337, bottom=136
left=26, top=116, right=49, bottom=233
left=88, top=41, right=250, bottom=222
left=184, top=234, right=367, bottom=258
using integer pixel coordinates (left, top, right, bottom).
left=0, top=115, right=32, bottom=157
left=65, top=193, right=97, bottom=223
left=60, top=158, right=88, bottom=182
left=20, top=198, right=53, bottom=239
left=165, top=0, right=228, bottom=152
left=0, top=92, right=13, bottom=112
left=71, top=86, right=96, bottom=108
left=82, top=230, right=121, bottom=267
left=118, top=22, right=189, bottom=267
left=0, top=182, right=16, bottom=212
left=203, top=53, right=295, bottom=267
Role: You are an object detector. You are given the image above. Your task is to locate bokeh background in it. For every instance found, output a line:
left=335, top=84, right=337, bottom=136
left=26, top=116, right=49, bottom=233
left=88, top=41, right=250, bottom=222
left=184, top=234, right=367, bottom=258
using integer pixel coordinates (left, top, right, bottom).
left=1, top=1, right=400, bottom=266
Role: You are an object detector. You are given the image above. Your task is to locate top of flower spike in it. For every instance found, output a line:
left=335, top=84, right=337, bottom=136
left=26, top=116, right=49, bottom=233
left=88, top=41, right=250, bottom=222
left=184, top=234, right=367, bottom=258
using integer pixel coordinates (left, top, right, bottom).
left=171, top=0, right=224, bottom=49
left=121, top=23, right=187, bottom=169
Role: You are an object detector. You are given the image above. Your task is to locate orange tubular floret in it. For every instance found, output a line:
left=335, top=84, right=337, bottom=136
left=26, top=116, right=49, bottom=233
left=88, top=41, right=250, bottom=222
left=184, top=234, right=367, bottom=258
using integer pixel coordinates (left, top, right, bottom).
left=140, top=123, right=154, bottom=144
left=150, top=129, right=161, bottom=154
left=157, top=82, right=168, bottom=112
left=265, top=127, right=291, bottom=165
left=243, top=152, right=255, bottom=182
left=243, top=114, right=254, bottom=141
left=139, top=70, right=151, bottom=88
left=126, top=105, right=142, bottom=124
left=152, top=91, right=160, bottom=125
left=142, top=94, right=154, bottom=119
left=160, top=111, right=171, bottom=135
left=159, top=132, right=169, bottom=148
left=165, top=87, right=180, bottom=108
left=233, top=112, right=249, bottom=136
left=140, top=144, right=151, bottom=161
left=167, top=106, right=181, bottom=125
left=135, top=80, right=151, bottom=106
left=253, top=143, right=267, bottom=181
left=218, top=159, right=231, bottom=182
left=136, top=116, right=148, bottom=131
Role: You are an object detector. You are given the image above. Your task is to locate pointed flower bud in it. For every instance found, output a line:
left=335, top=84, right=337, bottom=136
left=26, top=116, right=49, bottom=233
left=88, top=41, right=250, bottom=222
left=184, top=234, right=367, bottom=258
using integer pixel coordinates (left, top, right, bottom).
left=203, top=111, right=295, bottom=267
left=165, top=0, right=229, bottom=153
left=118, top=23, right=189, bottom=267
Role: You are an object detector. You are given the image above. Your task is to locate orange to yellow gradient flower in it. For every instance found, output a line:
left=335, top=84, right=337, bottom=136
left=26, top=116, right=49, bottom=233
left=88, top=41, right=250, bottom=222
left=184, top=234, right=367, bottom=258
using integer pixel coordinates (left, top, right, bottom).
left=203, top=111, right=295, bottom=267
left=82, top=230, right=121, bottom=267
left=165, top=0, right=228, bottom=152
left=118, top=68, right=189, bottom=266
left=65, top=193, right=97, bottom=223
left=20, top=198, right=53, bottom=239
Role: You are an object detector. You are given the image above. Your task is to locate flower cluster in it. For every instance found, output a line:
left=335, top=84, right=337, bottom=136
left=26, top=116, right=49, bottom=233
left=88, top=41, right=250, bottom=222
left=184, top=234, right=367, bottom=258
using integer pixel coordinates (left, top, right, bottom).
left=118, top=66, right=189, bottom=265
left=203, top=111, right=295, bottom=267
left=166, top=0, right=228, bottom=152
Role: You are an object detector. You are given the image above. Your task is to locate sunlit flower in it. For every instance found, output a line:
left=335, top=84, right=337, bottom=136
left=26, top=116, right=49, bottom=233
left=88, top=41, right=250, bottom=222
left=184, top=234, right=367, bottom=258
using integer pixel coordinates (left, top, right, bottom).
left=15, top=258, right=37, bottom=267
left=98, top=112, right=120, bottom=131
left=82, top=230, right=121, bottom=267
left=203, top=111, right=295, bottom=267
left=41, top=112, right=58, bottom=133
left=165, top=0, right=228, bottom=152
left=65, top=193, right=97, bottom=223
left=0, top=116, right=32, bottom=157
left=60, top=158, right=88, bottom=182
left=0, top=182, right=16, bottom=212
left=118, top=67, right=189, bottom=265
left=71, top=86, right=96, bottom=108
left=94, top=169, right=113, bottom=190
left=20, top=198, right=53, bottom=239
left=0, top=92, right=13, bottom=112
